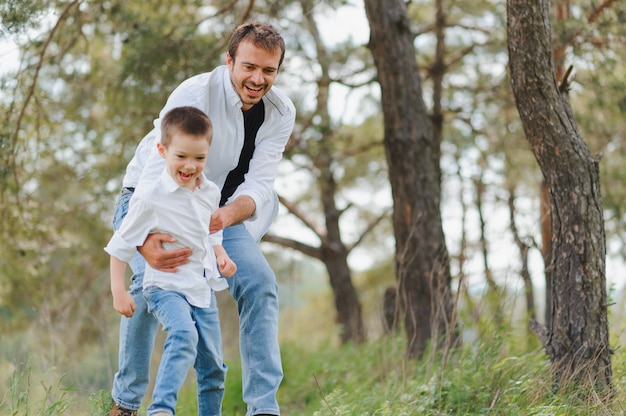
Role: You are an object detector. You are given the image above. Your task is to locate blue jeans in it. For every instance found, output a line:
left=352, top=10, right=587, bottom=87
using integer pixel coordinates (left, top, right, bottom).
left=111, top=192, right=282, bottom=415
left=143, top=287, right=223, bottom=416
left=223, top=223, right=282, bottom=416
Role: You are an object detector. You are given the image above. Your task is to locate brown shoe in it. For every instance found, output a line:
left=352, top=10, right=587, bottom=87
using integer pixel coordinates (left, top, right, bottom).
left=109, top=403, right=138, bottom=416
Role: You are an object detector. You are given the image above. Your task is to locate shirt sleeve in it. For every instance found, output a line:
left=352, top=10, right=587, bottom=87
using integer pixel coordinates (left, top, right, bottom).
left=208, top=229, right=223, bottom=247
left=122, top=129, right=158, bottom=188
left=135, top=137, right=165, bottom=194
left=104, top=197, right=157, bottom=262
left=207, top=183, right=223, bottom=247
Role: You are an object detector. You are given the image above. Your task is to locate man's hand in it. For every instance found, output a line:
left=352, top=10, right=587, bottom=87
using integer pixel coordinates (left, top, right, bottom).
left=210, top=208, right=229, bottom=234
left=138, top=232, right=191, bottom=272
left=210, top=196, right=256, bottom=234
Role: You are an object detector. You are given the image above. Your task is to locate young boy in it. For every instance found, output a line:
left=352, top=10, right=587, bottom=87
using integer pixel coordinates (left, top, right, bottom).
left=105, top=106, right=236, bottom=416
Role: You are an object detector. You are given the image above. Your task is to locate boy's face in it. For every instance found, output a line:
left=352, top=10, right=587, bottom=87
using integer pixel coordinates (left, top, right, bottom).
left=158, top=132, right=210, bottom=190
left=227, top=40, right=281, bottom=111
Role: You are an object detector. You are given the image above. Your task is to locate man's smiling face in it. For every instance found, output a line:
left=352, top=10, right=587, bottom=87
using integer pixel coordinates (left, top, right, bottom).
left=227, top=40, right=281, bottom=111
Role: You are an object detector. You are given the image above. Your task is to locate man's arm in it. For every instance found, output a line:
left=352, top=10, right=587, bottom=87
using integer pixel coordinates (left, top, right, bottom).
left=138, top=233, right=192, bottom=272
left=209, top=195, right=256, bottom=234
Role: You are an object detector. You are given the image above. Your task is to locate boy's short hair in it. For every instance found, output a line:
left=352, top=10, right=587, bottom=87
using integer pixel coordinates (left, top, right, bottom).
left=161, top=106, right=213, bottom=147
left=228, top=21, right=286, bottom=69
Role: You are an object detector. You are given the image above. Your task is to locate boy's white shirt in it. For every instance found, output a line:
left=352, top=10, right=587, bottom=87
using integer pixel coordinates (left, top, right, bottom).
left=105, top=170, right=228, bottom=308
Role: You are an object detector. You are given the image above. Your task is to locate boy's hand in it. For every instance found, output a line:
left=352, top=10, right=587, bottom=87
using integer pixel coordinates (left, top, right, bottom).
left=217, top=256, right=237, bottom=278
left=113, top=291, right=137, bottom=318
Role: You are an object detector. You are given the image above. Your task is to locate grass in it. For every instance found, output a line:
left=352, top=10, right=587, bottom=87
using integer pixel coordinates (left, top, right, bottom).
left=3, top=329, right=626, bottom=415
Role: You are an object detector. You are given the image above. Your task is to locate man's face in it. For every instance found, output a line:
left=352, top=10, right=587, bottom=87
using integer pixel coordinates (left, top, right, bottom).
left=227, top=40, right=281, bottom=111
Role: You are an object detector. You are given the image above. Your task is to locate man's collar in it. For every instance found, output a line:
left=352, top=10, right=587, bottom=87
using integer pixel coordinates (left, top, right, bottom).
left=223, top=66, right=244, bottom=109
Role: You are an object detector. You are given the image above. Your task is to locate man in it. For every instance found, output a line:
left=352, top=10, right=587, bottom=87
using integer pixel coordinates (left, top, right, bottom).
left=109, top=21, right=295, bottom=416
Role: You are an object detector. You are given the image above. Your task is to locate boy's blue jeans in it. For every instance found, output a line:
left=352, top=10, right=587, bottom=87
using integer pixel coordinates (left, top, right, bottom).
left=111, top=191, right=282, bottom=416
left=143, top=287, right=223, bottom=416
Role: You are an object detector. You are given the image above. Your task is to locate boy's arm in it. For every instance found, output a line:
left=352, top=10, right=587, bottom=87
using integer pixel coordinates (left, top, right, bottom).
left=110, top=256, right=137, bottom=317
left=214, top=244, right=237, bottom=278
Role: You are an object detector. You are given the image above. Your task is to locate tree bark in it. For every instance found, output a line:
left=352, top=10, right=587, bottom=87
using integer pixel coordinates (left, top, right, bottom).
left=364, top=0, right=455, bottom=358
left=542, top=0, right=569, bottom=329
left=507, top=0, right=612, bottom=389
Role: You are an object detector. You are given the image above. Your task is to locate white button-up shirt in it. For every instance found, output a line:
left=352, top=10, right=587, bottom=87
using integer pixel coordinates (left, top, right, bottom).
left=122, top=65, right=296, bottom=241
left=105, top=171, right=228, bottom=308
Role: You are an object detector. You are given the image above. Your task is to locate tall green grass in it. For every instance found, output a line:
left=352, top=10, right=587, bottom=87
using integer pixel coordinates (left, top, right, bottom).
left=4, top=328, right=625, bottom=415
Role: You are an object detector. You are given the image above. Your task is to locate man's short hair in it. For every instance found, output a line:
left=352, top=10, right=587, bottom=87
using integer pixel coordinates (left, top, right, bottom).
left=228, top=21, right=286, bottom=69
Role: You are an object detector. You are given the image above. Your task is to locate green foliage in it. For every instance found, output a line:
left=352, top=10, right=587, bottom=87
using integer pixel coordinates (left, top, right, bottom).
left=7, top=327, right=625, bottom=415
left=0, top=0, right=48, bottom=36
left=88, top=390, right=116, bottom=416
left=0, top=363, right=71, bottom=415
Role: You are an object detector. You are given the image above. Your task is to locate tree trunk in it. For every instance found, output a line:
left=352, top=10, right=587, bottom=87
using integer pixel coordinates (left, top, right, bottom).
left=317, top=141, right=366, bottom=344
left=474, top=175, right=503, bottom=326
left=364, top=0, right=455, bottom=358
left=507, top=0, right=612, bottom=389
left=542, top=0, right=570, bottom=329
left=304, top=0, right=366, bottom=344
